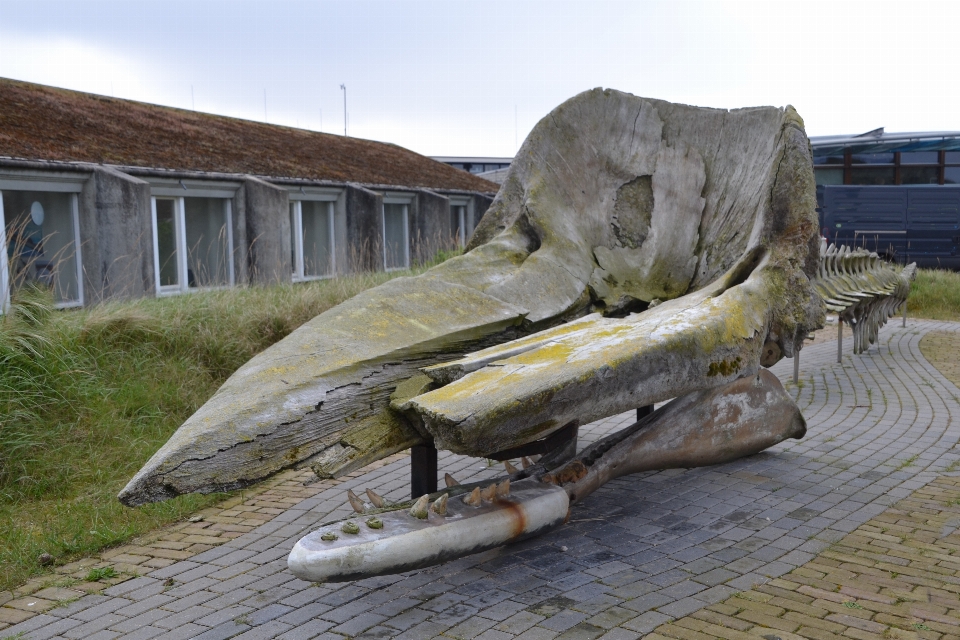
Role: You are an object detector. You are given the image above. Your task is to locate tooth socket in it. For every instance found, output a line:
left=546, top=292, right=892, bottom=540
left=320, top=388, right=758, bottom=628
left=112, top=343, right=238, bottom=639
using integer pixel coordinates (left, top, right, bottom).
left=347, top=490, right=366, bottom=514
left=409, top=494, right=430, bottom=519
left=462, top=486, right=482, bottom=506
left=365, top=488, right=385, bottom=509
left=341, top=521, right=360, bottom=534
left=444, top=473, right=460, bottom=487
left=431, top=493, right=449, bottom=516
left=366, top=517, right=383, bottom=529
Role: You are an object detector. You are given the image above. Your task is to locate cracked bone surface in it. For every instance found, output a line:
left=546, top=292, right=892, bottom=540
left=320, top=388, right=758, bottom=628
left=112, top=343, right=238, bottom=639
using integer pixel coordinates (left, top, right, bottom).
left=120, top=88, right=821, bottom=507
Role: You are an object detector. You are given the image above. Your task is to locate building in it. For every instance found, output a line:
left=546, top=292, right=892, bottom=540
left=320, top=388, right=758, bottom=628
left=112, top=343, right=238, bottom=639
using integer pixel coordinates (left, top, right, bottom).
left=811, top=128, right=960, bottom=186
left=811, top=129, right=960, bottom=268
left=0, top=78, right=498, bottom=310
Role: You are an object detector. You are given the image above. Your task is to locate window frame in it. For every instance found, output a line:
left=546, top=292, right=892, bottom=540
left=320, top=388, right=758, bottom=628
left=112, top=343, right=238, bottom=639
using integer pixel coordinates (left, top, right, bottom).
left=814, top=150, right=952, bottom=186
left=382, top=194, right=412, bottom=271
left=289, top=189, right=339, bottom=282
left=448, top=195, right=472, bottom=247
left=151, top=195, right=235, bottom=295
left=0, top=192, right=8, bottom=314
left=0, top=176, right=86, bottom=310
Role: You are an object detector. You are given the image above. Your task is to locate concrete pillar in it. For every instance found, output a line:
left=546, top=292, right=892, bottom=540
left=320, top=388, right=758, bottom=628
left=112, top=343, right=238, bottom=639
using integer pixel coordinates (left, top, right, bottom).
left=243, top=176, right=290, bottom=285
left=79, top=166, right=153, bottom=303
left=409, top=189, right=450, bottom=265
left=344, top=184, right=383, bottom=273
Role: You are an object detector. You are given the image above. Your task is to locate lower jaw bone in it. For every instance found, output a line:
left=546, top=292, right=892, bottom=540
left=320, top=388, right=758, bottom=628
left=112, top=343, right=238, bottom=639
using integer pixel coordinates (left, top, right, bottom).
left=287, top=369, right=804, bottom=583
left=287, top=478, right=570, bottom=583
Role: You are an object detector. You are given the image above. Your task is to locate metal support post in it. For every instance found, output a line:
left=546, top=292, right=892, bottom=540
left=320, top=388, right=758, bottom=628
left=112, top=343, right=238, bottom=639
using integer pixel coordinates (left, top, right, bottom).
left=411, top=443, right=437, bottom=499
left=902, top=300, right=907, bottom=327
left=793, top=349, right=799, bottom=384
left=837, top=317, right=843, bottom=364
left=637, top=405, right=654, bottom=421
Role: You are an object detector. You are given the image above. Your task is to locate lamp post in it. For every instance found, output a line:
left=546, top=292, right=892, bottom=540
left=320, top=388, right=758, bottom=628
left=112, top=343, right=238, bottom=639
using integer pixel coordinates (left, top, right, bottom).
left=340, top=84, right=347, bottom=137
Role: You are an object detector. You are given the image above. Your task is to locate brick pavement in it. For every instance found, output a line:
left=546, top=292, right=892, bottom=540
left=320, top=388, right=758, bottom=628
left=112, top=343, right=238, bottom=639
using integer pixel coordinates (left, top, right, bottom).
left=3, top=317, right=960, bottom=639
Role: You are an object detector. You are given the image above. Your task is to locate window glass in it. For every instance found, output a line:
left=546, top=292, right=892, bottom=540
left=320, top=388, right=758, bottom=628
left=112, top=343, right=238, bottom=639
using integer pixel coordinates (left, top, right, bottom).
left=2, top=190, right=79, bottom=304
left=944, top=167, right=960, bottom=184
left=154, top=198, right=179, bottom=287
left=815, top=169, right=844, bottom=185
left=383, top=203, right=408, bottom=270
left=850, top=167, right=895, bottom=185
left=302, top=201, right=333, bottom=277
left=183, top=197, right=230, bottom=287
left=901, top=166, right=940, bottom=185
left=289, top=202, right=297, bottom=273
left=813, top=154, right=844, bottom=165
left=450, top=205, right=466, bottom=246
left=851, top=153, right=894, bottom=165
left=900, top=151, right=939, bottom=164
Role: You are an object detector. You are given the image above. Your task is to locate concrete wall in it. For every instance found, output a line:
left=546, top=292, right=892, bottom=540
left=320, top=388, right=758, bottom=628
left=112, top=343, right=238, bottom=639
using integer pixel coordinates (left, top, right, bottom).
left=244, top=176, right=290, bottom=285
left=344, top=184, right=383, bottom=273
left=409, top=189, right=451, bottom=265
left=79, top=166, right=154, bottom=302
left=2, top=161, right=496, bottom=306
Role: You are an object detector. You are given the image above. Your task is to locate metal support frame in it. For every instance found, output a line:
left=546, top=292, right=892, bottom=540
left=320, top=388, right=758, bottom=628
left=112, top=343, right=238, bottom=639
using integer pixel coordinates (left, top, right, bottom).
left=410, top=443, right=437, bottom=499
left=793, top=350, right=800, bottom=384
left=837, top=317, right=843, bottom=364
left=903, top=300, right=907, bottom=327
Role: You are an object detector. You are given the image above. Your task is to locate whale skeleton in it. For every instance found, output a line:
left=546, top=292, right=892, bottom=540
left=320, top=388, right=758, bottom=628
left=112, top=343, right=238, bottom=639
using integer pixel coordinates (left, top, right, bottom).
left=119, top=89, right=914, bottom=582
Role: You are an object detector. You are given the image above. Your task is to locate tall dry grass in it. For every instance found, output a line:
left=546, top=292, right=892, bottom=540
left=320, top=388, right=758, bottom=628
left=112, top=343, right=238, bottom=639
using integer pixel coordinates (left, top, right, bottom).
left=906, top=268, right=960, bottom=320
left=0, top=267, right=434, bottom=591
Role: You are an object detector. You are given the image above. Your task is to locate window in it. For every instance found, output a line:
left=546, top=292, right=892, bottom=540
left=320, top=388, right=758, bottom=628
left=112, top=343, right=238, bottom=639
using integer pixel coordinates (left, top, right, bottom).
left=290, top=198, right=336, bottom=280
left=814, top=150, right=960, bottom=186
left=382, top=197, right=410, bottom=270
left=814, top=169, right=843, bottom=185
left=449, top=196, right=474, bottom=247
left=151, top=196, right=234, bottom=294
left=1, top=188, right=83, bottom=307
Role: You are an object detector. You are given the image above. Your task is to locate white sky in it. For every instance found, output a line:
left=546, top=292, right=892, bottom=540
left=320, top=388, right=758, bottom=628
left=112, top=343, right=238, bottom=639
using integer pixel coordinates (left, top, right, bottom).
left=1, top=0, right=959, bottom=157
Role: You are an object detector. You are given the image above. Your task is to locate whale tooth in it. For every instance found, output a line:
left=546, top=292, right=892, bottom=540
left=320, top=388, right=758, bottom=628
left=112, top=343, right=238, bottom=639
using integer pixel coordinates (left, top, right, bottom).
left=496, top=479, right=511, bottom=498
left=347, top=490, right=366, bottom=514
left=521, top=456, right=533, bottom=469
left=444, top=473, right=460, bottom=487
left=463, top=487, right=482, bottom=506
left=480, top=483, right=497, bottom=502
left=504, top=460, right=519, bottom=474
left=365, top=489, right=385, bottom=509
left=431, top=493, right=449, bottom=515
left=409, top=494, right=430, bottom=519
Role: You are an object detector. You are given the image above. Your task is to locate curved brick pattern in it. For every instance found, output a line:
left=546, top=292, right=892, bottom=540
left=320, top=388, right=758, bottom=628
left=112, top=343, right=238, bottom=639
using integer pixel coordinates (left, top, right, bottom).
left=647, top=474, right=960, bottom=640
left=2, top=318, right=960, bottom=639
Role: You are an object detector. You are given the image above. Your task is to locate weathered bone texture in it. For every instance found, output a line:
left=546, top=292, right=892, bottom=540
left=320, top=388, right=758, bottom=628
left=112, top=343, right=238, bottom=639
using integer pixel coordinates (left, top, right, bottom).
left=120, top=89, right=822, bottom=506
left=812, top=241, right=917, bottom=354
left=288, top=478, right=570, bottom=583
left=287, top=370, right=805, bottom=583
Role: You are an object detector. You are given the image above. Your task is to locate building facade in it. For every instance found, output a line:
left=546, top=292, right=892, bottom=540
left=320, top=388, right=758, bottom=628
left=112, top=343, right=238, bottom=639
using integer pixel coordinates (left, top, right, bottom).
left=0, top=80, right=498, bottom=310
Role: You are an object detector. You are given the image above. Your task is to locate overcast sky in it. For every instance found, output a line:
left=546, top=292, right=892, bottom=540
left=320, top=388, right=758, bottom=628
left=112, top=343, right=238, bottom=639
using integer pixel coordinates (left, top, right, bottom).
left=1, top=0, right=959, bottom=158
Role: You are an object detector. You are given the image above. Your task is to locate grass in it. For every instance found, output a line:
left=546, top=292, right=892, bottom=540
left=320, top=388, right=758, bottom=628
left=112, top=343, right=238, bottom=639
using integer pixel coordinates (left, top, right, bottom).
left=907, top=268, right=960, bottom=320
left=0, top=265, right=436, bottom=591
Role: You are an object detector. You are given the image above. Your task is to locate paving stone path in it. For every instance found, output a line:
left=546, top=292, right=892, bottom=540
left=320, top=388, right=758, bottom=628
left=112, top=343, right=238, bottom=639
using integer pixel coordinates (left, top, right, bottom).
left=3, top=318, right=960, bottom=640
